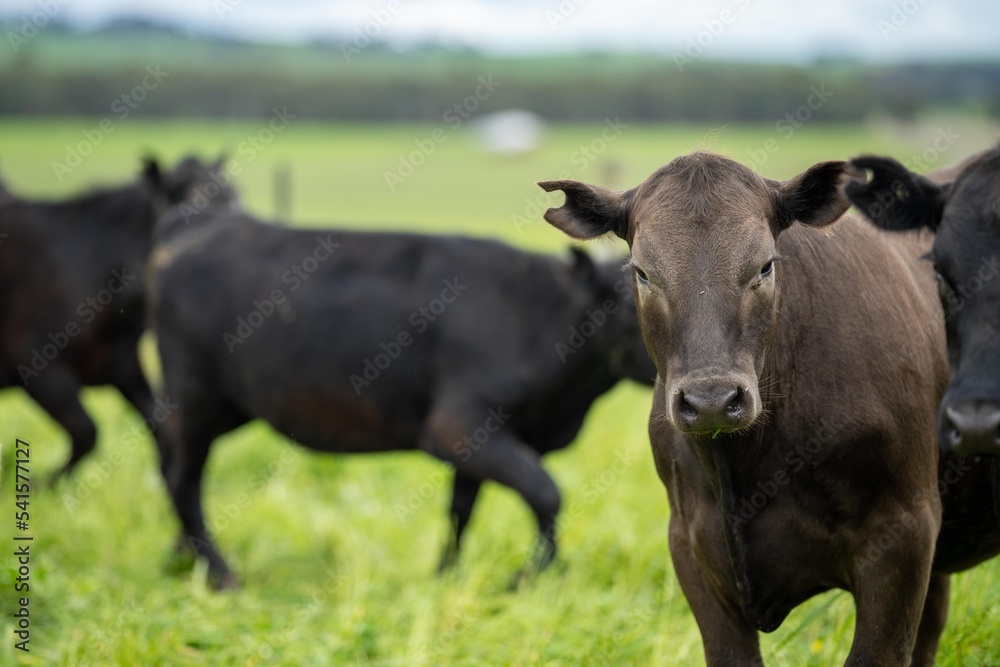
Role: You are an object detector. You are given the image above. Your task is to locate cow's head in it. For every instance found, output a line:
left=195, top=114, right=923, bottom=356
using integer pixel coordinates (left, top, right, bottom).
left=143, top=154, right=241, bottom=217
left=844, top=148, right=1000, bottom=456
left=566, top=248, right=657, bottom=386
left=541, top=153, right=849, bottom=436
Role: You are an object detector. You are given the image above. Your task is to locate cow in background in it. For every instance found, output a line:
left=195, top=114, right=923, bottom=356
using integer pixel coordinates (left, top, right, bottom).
left=0, top=157, right=228, bottom=477
left=146, top=173, right=655, bottom=588
left=845, top=146, right=1000, bottom=457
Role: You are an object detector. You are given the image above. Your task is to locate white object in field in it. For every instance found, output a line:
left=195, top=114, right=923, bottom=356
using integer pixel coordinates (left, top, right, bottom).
left=474, top=110, right=545, bottom=156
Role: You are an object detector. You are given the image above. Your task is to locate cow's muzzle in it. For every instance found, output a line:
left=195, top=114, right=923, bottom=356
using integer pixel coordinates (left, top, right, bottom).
left=940, top=399, right=1000, bottom=456
left=668, top=375, right=759, bottom=436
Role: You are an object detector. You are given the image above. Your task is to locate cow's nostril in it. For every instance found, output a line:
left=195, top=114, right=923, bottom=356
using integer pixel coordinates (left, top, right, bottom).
left=678, top=393, right=698, bottom=419
left=725, top=387, right=743, bottom=417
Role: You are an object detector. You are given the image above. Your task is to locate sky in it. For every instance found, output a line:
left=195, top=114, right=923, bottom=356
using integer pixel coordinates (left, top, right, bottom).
left=4, top=0, right=1000, bottom=62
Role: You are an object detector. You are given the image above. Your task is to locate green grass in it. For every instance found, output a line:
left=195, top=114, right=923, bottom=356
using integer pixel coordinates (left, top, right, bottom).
left=1, top=118, right=999, bottom=665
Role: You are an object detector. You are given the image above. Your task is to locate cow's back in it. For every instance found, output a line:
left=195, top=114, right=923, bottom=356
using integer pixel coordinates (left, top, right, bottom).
left=150, top=217, right=597, bottom=452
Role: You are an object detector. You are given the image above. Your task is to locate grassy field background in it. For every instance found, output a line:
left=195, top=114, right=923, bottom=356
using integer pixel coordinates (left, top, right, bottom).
left=1, top=117, right=999, bottom=665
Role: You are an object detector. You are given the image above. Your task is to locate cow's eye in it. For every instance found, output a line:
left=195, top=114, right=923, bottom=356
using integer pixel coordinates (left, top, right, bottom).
left=759, top=260, right=774, bottom=279
left=935, top=271, right=956, bottom=302
left=634, top=266, right=650, bottom=284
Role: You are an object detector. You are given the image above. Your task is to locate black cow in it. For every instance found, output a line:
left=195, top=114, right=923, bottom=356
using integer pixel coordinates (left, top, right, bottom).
left=540, top=153, right=1000, bottom=666
left=844, top=146, right=1000, bottom=456
left=147, top=180, right=655, bottom=588
left=0, top=157, right=223, bottom=476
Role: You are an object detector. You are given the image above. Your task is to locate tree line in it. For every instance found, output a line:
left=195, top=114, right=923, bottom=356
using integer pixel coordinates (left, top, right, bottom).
left=1, top=23, right=997, bottom=123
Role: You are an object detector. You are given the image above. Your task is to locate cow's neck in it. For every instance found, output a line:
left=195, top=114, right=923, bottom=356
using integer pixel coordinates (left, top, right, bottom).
left=691, top=425, right=767, bottom=610
left=688, top=318, right=782, bottom=617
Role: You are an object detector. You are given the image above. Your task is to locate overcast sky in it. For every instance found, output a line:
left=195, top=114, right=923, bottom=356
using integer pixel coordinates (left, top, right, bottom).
left=6, top=0, right=1000, bottom=62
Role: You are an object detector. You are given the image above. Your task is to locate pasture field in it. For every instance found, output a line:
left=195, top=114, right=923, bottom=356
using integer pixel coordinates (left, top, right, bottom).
left=1, top=117, right=999, bottom=666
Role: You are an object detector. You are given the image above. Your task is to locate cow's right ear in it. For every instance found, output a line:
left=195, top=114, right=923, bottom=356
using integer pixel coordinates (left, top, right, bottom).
left=843, top=155, right=949, bottom=232
left=538, top=180, right=629, bottom=240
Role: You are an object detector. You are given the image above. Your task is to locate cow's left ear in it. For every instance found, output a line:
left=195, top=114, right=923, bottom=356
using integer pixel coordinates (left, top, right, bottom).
left=142, top=156, right=164, bottom=189
left=771, top=160, right=851, bottom=232
left=842, top=155, right=949, bottom=232
left=538, top=180, right=630, bottom=240
left=568, top=246, right=598, bottom=287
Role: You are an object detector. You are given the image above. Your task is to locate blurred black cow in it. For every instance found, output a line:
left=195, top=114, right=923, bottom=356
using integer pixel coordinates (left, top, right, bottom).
left=0, top=157, right=223, bottom=476
left=844, top=147, right=1000, bottom=457
left=147, top=172, right=656, bottom=588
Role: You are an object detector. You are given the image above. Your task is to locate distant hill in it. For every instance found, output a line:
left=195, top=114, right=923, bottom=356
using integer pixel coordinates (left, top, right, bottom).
left=1, top=21, right=997, bottom=122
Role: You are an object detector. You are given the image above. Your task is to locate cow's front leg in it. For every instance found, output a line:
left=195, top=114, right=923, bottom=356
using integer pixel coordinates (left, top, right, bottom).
left=846, top=505, right=938, bottom=666
left=911, top=574, right=950, bottom=667
left=669, top=516, right=762, bottom=667
left=25, top=366, right=97, bottom=480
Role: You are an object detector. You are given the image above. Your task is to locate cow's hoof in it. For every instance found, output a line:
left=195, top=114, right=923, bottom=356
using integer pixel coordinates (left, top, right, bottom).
left=508, top=557, right=565, bottom=590
left=211, top=572, right=241, bottom=591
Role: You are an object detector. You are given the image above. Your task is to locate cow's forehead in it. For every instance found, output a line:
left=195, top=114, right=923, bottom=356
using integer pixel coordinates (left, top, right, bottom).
left=627, top=154, right=776, bottom=272
left=629, top=154, right=774, bottom=226
left=937, top=160, right=1000, bottom=270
